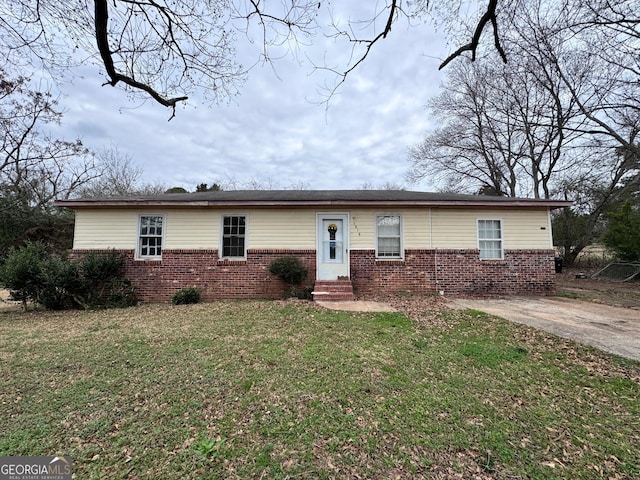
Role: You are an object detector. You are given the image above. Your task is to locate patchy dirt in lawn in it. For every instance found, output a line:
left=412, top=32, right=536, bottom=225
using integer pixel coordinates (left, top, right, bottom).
left=556, top=267, right=640, bottom=309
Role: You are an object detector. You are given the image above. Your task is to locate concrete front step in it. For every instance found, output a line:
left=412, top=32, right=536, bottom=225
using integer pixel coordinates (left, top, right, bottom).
left=312, top=279, right=355, bottom=301
left=312, top=293, right=355, bottom=301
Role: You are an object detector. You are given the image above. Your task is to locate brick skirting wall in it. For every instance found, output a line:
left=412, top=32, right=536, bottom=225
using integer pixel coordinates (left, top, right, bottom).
left=350, top=249, right=555, bottom=297
left=71, top=248, right=555, bottom=302
left=432, top=249, right=556, bottom=296
left=350, top=249, right=437, bottom=295
left=72, top=249, right=317, bottom=303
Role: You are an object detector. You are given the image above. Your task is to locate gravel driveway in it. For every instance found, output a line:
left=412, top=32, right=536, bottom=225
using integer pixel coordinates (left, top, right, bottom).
left=453, top=297, right=640, bottom=361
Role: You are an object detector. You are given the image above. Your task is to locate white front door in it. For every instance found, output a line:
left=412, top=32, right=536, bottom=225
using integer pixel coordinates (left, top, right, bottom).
left=317, top=214, right=349, bottom=280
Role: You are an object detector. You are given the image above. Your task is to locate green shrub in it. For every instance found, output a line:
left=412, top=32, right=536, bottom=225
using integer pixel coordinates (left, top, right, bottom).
left=268, top=257, right=310, bottom=299
left=268, top=256, right=308, bottom=286
left=602, top=201, right=640, bottom=262
left=172, top=287, right=201, bottom=305
left=292, top=286, right=314, bottom=300
left=104, top=278, right=137, bottom=309
left=0, top=244, right=135, bottom=310
left=74, top=251, right=136, bottom=309
left=37, top=254, right=80, bottom=310
left=76, top=251, right=128, bottom=307
left=0, top=242, right=49, bottom=308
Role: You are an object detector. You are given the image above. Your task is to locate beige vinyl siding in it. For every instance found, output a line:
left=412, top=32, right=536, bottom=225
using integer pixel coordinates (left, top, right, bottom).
left=402, top=210, right=431, bottom=249
left=73, top=209, right=218, bottom=250
left=73, top=209, right=139, bottom=249
left=349, top=209, right=430, bottom=250
left=246, top=209, right=316, bottom=249
left=349, top=208, right=550, bottom=251
left=71, top=206, right=552, bottom=252
left=73, top=208, right=318, bottom=250
left=430, top=208, right=551, bottom=250
left=163, top=209, right=217, bottom=249
left=502, top=209, right=551, bottom=249
left=252, top=208, right=429, bottom=250
left=349, top=210, right=375, bottom=249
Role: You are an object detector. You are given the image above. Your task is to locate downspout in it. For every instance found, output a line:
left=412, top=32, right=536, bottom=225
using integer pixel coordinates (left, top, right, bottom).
left=430, top=208, right=440, bottom=295
left=429, top=207, right=433, bottom=249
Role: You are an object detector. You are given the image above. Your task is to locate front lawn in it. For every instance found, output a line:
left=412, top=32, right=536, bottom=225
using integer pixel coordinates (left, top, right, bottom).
left=0, top=299, right=638, bottom=479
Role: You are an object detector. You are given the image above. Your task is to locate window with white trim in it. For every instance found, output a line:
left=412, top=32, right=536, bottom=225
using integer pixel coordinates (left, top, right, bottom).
left=138, top=215, right=164, bottom=259
left=222, top=215, right=246, bottom=258
left=477, top=219, right=503, bottom=259
left=376, top=214, right=402, bottom=259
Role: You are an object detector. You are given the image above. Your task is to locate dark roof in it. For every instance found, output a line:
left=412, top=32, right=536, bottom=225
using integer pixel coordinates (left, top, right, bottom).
left=55, top=190, right=572, bottom=209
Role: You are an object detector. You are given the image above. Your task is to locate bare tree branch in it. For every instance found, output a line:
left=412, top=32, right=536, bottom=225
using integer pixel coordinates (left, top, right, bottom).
left=94, top=0, right=187, bottom=118
left=439, top=0, right=507, bottom=69
left=312, top=1, right=400, bottom=102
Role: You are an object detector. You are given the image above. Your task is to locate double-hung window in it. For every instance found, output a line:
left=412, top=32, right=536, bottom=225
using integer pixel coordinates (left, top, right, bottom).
left=376, top=214, right=402, bottom=259
left=222, top=215, right=246, bottom=258
left=138, top=215, right=164, bottom=259
left=477, top=219, right=503, bottom=259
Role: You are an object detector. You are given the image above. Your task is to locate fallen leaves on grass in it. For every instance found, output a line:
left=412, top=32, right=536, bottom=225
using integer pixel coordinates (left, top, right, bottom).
left=1, top=299, right=639, bottom=479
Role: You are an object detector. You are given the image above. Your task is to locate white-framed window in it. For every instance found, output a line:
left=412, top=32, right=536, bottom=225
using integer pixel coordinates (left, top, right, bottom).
left=477, top=219, right=503, bottom=260
left=137, top=215, right=164, bottom=259
left=221, top=215, right=246, bottom=258
left=376, top=214, right=403, bottom=259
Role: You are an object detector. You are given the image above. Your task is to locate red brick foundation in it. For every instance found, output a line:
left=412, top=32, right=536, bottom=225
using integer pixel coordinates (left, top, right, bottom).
left=350, top=249, right=437, bottom=295
left=72, top=249, right=317, bottom=303
left=72, top=248, right=555, bottom=302
left=350, top=249, right=555, bottom=297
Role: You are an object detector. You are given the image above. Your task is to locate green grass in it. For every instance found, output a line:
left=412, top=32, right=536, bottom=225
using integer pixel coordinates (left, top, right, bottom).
left=0, top=300, right=639, bottom=479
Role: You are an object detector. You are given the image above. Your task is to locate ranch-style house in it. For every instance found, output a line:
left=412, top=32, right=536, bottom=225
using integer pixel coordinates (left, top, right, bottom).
left=55, top=190, right=571, bottom=302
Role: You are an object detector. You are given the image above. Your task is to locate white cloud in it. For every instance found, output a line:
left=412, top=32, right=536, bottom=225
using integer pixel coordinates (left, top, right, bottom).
left=51, top=10, right=447, bottom=192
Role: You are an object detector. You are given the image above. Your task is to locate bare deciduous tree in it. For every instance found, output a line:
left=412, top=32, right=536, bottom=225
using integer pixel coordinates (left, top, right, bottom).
left=407, top=54, right=587, bottom=199
left=0, top=70, right=98, bottom=207
left=0, top=1, right=520, bottom=114
left=407, top=0, right=640, bottom=265
left=0, top=70, right=100, bottom=253
left=516, top=0, right=640, bottom=264
left=79, top=146, right=166, bottom=198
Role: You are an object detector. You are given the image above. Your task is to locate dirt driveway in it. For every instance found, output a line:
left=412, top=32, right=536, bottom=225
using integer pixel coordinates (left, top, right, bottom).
left=454, top=296, right=640, bottom=361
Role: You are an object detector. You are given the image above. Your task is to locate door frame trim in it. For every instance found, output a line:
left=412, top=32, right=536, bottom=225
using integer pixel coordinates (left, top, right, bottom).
left=316, top=212, right=350, bottom=280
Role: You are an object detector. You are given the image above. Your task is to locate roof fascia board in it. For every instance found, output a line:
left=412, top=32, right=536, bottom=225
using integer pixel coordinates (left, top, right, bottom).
left=55, top=199, right=573, bottom=209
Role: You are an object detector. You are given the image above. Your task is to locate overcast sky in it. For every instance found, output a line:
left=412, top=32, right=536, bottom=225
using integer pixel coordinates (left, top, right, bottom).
left=52, top=10, right=451, bottom=192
